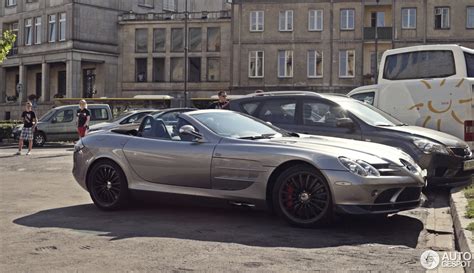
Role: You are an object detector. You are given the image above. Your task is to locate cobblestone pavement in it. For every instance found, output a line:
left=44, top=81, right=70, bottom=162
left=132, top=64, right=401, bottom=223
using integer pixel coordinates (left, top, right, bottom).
left=0, top=144, right=459, bottom=272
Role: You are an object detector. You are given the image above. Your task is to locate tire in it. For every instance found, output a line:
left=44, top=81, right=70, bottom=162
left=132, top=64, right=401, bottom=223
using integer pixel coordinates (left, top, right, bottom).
left=272, top=165, right=333, bottom=228
left=33, top=132, right=46, bottom=147
left=87, top=160, right=130, bottom=210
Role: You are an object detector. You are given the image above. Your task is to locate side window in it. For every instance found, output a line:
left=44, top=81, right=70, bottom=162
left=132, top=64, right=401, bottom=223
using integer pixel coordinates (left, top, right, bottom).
left=55, top=109, right=73, bottom=123
left=90, top=108, right=109, bottom=121
left=302, top=101, right=347, bottom=127
left=350, top=92, right=375, bottom=105
left=241, top=101, right=261, bottom=115
left=258, top=100, right=296, bottom=124
left=383, top=50, right=455, bottom=80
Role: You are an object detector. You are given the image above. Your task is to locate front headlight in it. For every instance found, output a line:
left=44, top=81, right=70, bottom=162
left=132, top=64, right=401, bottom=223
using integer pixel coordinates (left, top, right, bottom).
left=413, top=138, right=448, bottom=155
left=338, top=157, right=380, bottom=177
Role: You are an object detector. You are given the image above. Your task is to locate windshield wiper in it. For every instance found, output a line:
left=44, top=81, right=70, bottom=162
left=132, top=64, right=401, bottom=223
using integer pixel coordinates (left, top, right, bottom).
left=239, top=133, right=276, bottom=140
left=396, top=123, right=409, bottom=126
left=375, top=123, right=394, bottom=127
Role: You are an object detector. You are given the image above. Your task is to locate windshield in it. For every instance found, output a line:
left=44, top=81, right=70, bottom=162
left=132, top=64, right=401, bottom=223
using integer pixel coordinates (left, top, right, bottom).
left=192, top=111, right=284, bottom=139
left=39, top=109, right=55, bottom=122
left=336, top=99, right=405, bottom=126
left=111, top=112, right=136, bottom=122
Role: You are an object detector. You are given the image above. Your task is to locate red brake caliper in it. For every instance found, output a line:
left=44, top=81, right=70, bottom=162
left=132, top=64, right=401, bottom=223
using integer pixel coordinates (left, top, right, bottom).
left=286, top=185, right=294, bottom=209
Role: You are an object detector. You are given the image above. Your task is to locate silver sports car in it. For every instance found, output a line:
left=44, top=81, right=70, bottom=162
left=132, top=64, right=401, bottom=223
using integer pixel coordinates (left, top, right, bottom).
left=73, top=110, right=425, bottom=227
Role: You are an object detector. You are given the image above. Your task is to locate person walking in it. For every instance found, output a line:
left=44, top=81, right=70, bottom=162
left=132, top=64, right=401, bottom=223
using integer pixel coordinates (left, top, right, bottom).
left=16, top=102, right=37, bottom=155
left=208, top=91, right=229, bottom=109
left=76, top=99, right=91, bottom=139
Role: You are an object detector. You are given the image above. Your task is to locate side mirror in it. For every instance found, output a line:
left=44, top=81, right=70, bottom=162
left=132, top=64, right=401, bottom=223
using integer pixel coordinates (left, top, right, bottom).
left=179, top=125, right=203, bottom=139
left=51, top=118, right=57, bottom=124
left=336, top=118, right=354, bottom=129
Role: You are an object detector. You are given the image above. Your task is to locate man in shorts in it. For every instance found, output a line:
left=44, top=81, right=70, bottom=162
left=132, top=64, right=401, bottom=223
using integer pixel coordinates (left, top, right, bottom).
left=16, top=102, right=37, bottom=155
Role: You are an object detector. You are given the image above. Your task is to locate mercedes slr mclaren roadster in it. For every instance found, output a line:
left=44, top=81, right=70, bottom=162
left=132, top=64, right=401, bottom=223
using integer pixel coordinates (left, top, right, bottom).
left=73, top=110, right=425, bottom=227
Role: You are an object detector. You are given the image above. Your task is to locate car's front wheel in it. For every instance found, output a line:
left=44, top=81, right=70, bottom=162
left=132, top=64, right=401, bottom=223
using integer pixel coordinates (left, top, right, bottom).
left=273, top=165, right=333, bottom=228
left=87, top=160, right=129, bottom=210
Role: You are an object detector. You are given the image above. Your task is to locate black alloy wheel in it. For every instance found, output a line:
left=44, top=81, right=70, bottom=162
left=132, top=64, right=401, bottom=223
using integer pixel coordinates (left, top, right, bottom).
left=87, top=160, right=129, bottom=210
left=273, top=165, right=332, bottom=228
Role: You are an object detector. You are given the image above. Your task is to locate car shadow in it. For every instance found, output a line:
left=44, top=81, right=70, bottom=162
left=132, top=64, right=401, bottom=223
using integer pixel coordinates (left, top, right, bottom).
left=14, top=201, right=424, bottom=249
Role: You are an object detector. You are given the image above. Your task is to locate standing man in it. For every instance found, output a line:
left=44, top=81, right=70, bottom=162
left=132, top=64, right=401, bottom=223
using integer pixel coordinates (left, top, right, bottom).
left=16, top=102, right=37, bottom=155
left=208, top=91, right=229, bottom=109
left=76, top=99, right=91, bottom=139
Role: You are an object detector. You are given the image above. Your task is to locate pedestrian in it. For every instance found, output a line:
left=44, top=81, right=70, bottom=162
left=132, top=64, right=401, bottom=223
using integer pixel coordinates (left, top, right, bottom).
left=16, top=101, right=37, bottom=156
left=76, top=99, right=91, bottom=139
left=208, top=91, right=229, bottom=109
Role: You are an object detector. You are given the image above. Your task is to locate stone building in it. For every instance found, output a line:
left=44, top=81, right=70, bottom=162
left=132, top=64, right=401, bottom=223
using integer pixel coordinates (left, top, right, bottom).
left=230, top=0, right=474, bottom=94
left=117, top=9, right=232, bottom=100
left=0, top=0, right=229, bottom=118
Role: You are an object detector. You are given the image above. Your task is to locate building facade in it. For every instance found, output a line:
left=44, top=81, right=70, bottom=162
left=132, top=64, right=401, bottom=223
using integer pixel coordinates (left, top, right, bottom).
left=0, top=0, right=229, bottom=118
left=1, top=0, right=474, bottom=119
left=118, top=9, right=232, bottom=100
left=230, top=0, right=474, bottom=93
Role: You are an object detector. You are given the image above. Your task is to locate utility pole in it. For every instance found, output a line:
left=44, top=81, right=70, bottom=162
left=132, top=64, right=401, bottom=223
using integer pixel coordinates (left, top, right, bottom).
left=184, top=0, right=189, bottom=107
left=374, top=0, right=380, bottom=84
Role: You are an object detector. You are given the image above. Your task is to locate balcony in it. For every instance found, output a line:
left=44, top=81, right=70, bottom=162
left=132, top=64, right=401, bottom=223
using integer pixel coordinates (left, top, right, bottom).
left=364, top=27, right=392, bottom=40
left=119, top=10, right=231, bottom=22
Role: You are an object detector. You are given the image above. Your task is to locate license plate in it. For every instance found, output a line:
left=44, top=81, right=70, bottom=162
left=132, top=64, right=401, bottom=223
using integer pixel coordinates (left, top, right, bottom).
left=464, top=159, right=474, bottom=171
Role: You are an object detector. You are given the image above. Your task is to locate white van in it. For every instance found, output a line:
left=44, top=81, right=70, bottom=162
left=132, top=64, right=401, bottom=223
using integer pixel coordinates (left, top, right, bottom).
left=348, top=45, right=474, bottom=149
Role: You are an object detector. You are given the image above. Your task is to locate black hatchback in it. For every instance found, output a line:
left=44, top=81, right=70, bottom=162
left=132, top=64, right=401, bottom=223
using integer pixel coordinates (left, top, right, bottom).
left=227, top=91, right=474, bottom=187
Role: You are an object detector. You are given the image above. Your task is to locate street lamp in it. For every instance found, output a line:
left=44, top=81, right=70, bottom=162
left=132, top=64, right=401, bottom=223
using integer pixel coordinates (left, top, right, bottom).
left=183, top=0, right=189, bottom=107
left=374, top=0, right=380, bottom=84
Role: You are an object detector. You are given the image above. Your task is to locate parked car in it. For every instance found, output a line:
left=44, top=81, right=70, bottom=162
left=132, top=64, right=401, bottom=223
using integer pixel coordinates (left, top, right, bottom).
left=12, top=104, right=112, bottom=146
left=97, top=108, right=196, bottom=136
left=73, top=109, right=425, bottom=228
left=348, top=45, right=473, bottom=149
left=88, top=109, right=155, bottom=134
left=226, top=91, right=474, bottom=187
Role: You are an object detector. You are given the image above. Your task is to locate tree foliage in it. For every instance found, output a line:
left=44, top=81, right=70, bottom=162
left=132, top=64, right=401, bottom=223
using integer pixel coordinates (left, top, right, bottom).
left=0, top=30, right=17, bottom=63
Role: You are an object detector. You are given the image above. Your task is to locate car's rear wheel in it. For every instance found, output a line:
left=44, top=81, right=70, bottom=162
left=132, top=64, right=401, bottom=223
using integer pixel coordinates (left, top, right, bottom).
left=33, top=132, right=46, bottom=147
left=87, top=160, right=129, bottom=210
left=273, top=165, right=332, bottom=228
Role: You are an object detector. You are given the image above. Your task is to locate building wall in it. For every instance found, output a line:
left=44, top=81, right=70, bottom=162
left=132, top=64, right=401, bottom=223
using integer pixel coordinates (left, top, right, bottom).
left=118, top=15, right=232, bottom=99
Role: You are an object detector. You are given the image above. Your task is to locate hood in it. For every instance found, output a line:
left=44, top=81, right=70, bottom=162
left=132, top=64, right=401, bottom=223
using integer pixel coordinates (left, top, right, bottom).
left=267, top=135, right=412, bottom=166
left=89, top=122, right=113, bottom=131
left=382, top=126, right=467, bottom=147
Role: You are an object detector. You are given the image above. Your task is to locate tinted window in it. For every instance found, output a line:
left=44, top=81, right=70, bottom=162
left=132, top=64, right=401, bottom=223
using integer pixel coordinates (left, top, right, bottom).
left=465, top=52, right=474, bottom=77
left=258, top=100, right=296, bottom=125
left=383, top=50, right=455, bottom=80
left=336, top=99, right=404, bottom=126
left=302, top=101, right=347, bottom=127
left=54, top=110, right=73, bottom=123
left=241, top=101, right=261, bottom=115
left=90, top=108, right=109, bottom=121
left=350, top=92, right=375, bottom=105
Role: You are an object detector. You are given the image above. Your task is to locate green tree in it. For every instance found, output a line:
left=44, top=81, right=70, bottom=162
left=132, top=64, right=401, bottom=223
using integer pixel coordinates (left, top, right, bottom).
left=0, top=30, right=16, bottom=63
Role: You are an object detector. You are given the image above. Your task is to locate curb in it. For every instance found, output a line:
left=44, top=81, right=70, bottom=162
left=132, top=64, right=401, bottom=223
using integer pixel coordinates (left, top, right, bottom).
left=450, top=186, right=474, bottom=272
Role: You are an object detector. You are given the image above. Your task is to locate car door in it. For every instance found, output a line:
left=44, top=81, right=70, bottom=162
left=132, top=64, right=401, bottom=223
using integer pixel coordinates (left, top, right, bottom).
left=297, top=99, right=362, bottom=140
left=47, top=109, right=75, bottom=141
left=255, top=98, right=300, bottom=132
left=122, top=117, right=216, bottom=189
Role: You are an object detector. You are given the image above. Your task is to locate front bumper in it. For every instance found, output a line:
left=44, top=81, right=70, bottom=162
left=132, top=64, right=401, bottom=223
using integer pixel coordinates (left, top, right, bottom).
left=418, top=153, right=474, bottom=187
left=325, top=170, right=424, bottom=215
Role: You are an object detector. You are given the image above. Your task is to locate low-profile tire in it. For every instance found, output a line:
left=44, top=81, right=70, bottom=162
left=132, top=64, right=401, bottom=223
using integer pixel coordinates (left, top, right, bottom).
left=272, top=165, right=333, bottom=228
left=33, top=132, right=46, bottom=147
left=87, top=160, right=130, bottom=211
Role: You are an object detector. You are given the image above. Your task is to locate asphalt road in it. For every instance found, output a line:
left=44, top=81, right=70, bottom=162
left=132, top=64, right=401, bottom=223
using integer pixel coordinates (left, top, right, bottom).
left=0, top=144, right=457, bottom=272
